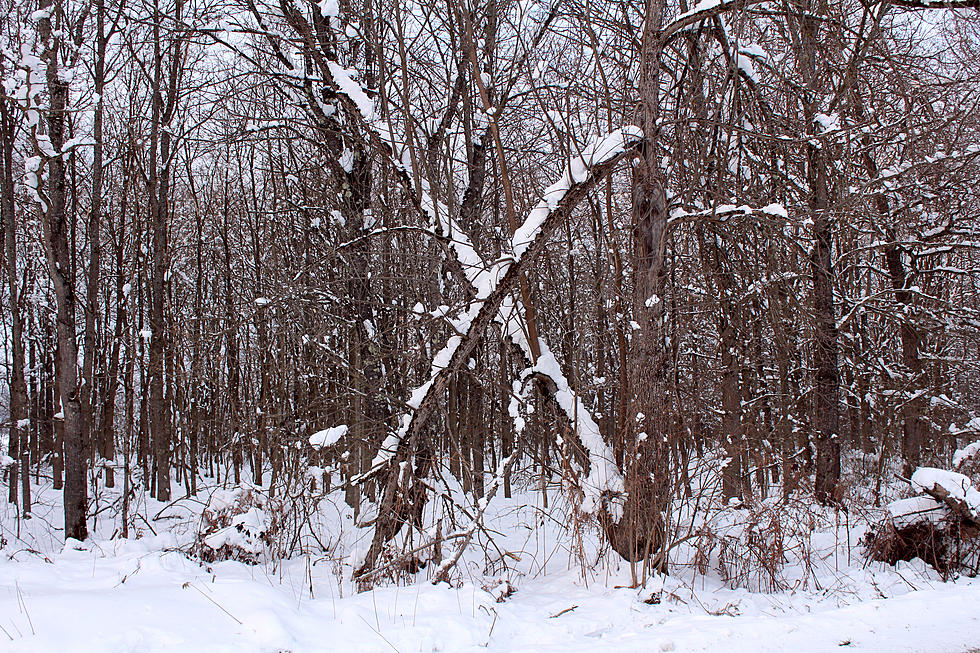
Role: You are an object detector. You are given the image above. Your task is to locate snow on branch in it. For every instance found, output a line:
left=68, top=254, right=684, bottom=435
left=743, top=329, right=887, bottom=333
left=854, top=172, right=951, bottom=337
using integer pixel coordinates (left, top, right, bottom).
left=318, top=59, right=490, bottom=291
left=527, top=347, right=625, bottom=517
left=321, top=47, right=634, bottom=520
left=953, top=435, right=980, bottom=469
left=325, top=62, right=377, bottom=121
left=660, top=0, right=772, bottom=44
left=911, top=467, right=980, bottom=520
left=889, top=0, right=980, bottom=7
left=498, top=295, right=624, bottom=517
left=861, top=145, right=980, bottom=195
left=309, top=425, right=348, bottom=449
left=667, top=201, right=789, bottom=226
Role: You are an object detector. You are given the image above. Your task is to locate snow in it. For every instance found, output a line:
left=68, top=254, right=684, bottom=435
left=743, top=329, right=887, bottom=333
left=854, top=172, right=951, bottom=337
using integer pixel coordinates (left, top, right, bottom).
left=202, top=506, right=268, bottom=553
left=739, top=43, right=767, bottom=59
left=5, top=556, right=980, bottom=652
left=670, top=201, right=790, bottom=225
left=910, top=466, right=980, bottom=518
left=887, top=495, right=945, bottom=527
left=338, top=148, right=355, bottom=173
left=814, top=113, right=841, bottom=134
left=512, top=127, right=642, bottom=260
left=326, top=62, right=376, bottom=122
left=207, top=488, right=245, bottom=513
left=528, top=348, right=625, bottom=517
left=4, top=479, right=980, bottom=653
left=366, top=127, right=642, bottom=478
left=495, top=290, right=625, bottom=518
left=308, top=425, right=349, bottom=449
left=733, top=51, right=758, bottom=82
left=954, top=438, right=980, bottom=468
left=675, top=0, right=722, bottom=22
left=762, top=203, right=788, bottom=218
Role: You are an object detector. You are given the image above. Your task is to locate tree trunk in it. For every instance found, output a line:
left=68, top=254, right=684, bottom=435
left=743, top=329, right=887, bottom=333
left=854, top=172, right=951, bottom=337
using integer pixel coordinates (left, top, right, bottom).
left=147, top=0, right=183, bottom=501
left=1, top=80, right=28, bottom=514
left=797, top=0, right=840, bottom=504
left=602, top=0, right=670, bottom=571
left=38, top=0, right=87, bottom=540
left=82, top=0, right=107, bottom=484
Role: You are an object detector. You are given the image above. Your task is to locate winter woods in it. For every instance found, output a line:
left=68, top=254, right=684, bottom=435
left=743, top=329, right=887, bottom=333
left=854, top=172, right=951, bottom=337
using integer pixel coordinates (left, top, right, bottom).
left=2, top=0, right=980, bottom=587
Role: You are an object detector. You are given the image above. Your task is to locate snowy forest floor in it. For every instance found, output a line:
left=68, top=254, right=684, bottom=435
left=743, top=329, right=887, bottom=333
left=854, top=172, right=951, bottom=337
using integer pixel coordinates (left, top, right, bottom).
left=3, top=470, right=980, bottom=653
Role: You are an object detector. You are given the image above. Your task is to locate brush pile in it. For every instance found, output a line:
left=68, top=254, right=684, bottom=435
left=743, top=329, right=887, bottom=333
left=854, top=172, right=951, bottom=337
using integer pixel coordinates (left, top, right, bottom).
left=866, top=444, right=980, bottom=577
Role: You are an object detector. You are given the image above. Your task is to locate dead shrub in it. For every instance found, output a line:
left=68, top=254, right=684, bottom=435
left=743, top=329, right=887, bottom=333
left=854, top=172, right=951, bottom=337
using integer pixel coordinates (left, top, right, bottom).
left=864, top=513, right=980, bottom=580
left=715, top=505, right=789, bottom=593
left=690, top=500, right=806, bottom=593
left=863, top=521, right=948, bottom=573
left=194, top=486, right=279, bottom=564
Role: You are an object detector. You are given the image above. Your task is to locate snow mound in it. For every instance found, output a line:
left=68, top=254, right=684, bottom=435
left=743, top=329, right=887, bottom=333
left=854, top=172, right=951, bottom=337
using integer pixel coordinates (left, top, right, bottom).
left=886, top=496, right=945, bottom=528
left=953, top=438, right=980, bottom=470
left=309, top=425, right=348, bottom=449
left=910, top=467, right=980, bottom=519
left=196, top=486, right=275, bottom=564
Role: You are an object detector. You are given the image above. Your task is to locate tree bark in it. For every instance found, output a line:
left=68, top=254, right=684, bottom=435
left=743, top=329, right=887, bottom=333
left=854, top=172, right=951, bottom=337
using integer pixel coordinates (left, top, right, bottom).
left=82, top=0, right=109, bottom=485
left=601, top=0, right=670, bottom=571
left=796, top=0, right=840, bottom=504
left=38, top=0, right=87, bottom=540
left=147, top=0, right=183, bottom=500
left=1, top=71, right=29, bottom=515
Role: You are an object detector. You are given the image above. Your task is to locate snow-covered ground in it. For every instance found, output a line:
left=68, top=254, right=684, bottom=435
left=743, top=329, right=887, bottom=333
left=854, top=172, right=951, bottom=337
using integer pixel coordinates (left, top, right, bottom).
left=3, top=476, right=980, bottom=653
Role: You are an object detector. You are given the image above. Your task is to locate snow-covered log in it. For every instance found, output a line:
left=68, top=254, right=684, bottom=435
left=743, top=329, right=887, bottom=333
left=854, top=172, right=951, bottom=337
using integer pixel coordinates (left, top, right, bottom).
left=867, top=467, right=980, bottom=575
left=911, top=467, right=980, bottom=523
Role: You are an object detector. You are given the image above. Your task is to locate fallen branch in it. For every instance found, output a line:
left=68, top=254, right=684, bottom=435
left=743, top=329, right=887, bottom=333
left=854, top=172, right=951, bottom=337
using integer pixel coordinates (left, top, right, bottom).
left=432, top=451, right=518, bottom=584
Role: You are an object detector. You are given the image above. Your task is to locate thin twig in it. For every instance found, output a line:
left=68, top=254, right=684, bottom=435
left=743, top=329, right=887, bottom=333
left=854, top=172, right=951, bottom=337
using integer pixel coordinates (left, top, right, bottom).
left=182, top=582, right=243, bottom=625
